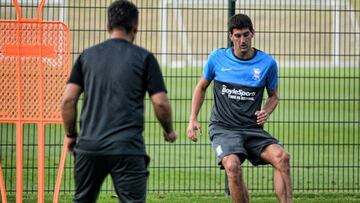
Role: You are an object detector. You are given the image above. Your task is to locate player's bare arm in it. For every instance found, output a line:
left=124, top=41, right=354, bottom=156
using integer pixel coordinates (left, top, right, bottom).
left=60, top=83, right=82, bottom=152
left=187, top=76, right=211, bottom=142
left=151, top=92, right=177, bottom=143
left=255, top=87, right=279, bottom=125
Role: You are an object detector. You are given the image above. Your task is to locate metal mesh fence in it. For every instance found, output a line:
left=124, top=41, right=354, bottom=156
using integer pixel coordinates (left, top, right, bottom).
left=0, top=0, right=359, bottom=194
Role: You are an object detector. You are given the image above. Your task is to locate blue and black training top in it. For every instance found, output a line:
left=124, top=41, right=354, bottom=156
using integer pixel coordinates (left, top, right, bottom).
left=203, top=48, right=278, bottom=129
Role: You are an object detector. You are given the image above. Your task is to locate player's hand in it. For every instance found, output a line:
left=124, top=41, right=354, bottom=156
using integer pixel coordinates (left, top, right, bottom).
left=65, top=136, right=76, bottom=155
left=163, top=130, right=177, bottom=143
left=187, top=120, right=202, bottom=142
left=255, top=110, right=269, bottom=125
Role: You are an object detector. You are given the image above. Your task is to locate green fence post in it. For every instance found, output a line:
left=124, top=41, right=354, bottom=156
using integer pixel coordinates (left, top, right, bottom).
left=227, top=0, right=237, bottom=48
left=225, top=0, right=236, bottom=196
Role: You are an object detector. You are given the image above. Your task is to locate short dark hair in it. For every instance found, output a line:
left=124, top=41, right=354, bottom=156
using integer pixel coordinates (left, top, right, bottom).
left=107, top=0, right=139, bottom=33
left=228, top=14, right=254, bottom=33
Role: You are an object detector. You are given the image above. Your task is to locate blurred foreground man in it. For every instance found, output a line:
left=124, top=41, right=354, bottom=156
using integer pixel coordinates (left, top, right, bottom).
left=61, top=1, right=177, bottom=202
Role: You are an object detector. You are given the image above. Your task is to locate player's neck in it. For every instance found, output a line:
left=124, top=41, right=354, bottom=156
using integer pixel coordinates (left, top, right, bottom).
left=233, top=47, right=255, bottom=60
left=109, top=30, right=135, bottom=43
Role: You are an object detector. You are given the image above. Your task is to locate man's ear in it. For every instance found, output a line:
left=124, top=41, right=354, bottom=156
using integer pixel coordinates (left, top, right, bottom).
left=228, top=31, right=232, bottom=39
left=133, top=25, right=138, bottom=34
left=107, top=22, right=112, bottom=33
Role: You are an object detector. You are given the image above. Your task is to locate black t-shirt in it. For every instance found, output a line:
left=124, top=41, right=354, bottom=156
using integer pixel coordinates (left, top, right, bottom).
left=68, top=38, right=167, bottom=155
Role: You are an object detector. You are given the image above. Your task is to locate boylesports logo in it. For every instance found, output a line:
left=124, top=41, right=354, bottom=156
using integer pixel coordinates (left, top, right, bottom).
left=221, top=85, right=256, bottom=101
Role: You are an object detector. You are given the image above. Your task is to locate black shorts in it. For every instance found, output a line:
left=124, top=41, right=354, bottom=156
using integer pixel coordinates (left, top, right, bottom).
left=73, top=153, right=149, bottom=203
left=209, top=125, right=280, bottom=167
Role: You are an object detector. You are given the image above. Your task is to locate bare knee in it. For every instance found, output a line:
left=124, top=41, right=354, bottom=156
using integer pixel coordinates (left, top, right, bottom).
left=273, top=150, right=290, bottom=172
left=222, top=155, right=242, bottom=178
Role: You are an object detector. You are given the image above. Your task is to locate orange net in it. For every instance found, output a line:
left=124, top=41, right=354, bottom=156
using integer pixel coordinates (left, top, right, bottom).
left=0, top=22, right=70, bottom=122
left=0, top=0, right=70, bottom=202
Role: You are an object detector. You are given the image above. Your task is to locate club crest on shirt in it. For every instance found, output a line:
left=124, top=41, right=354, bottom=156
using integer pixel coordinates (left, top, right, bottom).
left=252, top=68, right=261, bottom=80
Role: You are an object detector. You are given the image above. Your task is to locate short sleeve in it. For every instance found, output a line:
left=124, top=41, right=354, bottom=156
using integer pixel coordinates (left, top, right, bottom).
left=145, top=54, right=167, bottom=96
left=68, top=54, right=84, bottom=89
left=202, top=50, right=216, bottom=81
left=266, top=59, right=278, bottom=91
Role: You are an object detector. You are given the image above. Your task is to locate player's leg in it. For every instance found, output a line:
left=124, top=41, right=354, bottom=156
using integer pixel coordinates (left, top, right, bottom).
left=73, top=154, right=108, bottom=203
left=260, top=144, right=292, bottom=203
left=222, top=154, right=249, bottom=203
left=110, top=155, right=149, bottom=203
left=243, top=128, right=292, bottom=203
left=210, top=126, right=249, bottom=203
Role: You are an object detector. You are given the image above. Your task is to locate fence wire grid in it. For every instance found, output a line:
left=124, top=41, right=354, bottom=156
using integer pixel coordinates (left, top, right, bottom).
left=0, top=0, right=359, bottom=194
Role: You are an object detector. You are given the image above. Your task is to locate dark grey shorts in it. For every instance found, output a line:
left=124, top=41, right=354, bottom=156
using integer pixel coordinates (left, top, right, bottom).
left=73, top=154, right=149, bottom=203
left=209, top=125, right=280, bottom=167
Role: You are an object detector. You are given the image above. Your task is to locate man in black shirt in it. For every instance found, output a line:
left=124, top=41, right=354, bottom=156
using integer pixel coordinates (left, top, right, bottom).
left=61, top=1, right=177, bottom=202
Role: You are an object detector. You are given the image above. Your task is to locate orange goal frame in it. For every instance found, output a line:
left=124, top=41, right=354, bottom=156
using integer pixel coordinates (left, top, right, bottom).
left=0, top=0, right=70, bottom=202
